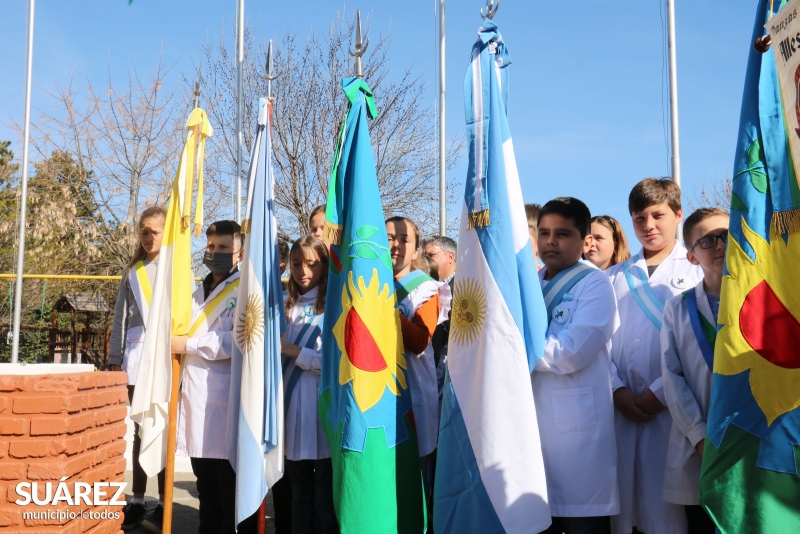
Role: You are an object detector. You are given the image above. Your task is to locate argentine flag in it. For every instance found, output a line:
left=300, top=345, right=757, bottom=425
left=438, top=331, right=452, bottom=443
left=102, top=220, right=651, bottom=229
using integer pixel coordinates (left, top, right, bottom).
left=227, top=98, right=285, bottom=527
left=434, top=19, right=551, bottom=533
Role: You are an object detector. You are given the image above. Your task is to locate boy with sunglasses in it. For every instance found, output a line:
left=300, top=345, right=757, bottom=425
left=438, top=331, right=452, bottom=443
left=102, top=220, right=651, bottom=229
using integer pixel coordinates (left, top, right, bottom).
left=660, top=207, right=729, bottom=534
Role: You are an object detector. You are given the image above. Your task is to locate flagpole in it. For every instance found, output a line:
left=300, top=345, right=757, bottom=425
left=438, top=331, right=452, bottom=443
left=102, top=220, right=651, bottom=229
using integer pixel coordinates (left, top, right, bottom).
left=162, top=353, right=182, bottom=533
left=667, top=0, right=682, bottom=213
left=10, top=0, right=36, bottom=364
left=235, top=0, right=244, bottom=223
left=438, top=0, right=446, bottom=236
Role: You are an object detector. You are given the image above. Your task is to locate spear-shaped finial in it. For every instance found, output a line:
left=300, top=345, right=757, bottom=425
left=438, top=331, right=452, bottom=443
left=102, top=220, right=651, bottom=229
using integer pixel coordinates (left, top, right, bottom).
left=193, top=74, right=201, bottom=109
left=349, top=10, right=369, bottom=78
left=265, top=39, right=279, bottom=99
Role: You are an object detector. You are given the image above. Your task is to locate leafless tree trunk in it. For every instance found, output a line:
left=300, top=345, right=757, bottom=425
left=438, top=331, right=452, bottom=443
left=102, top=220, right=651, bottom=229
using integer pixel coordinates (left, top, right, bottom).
left=199, top=9, right=462, bottom=240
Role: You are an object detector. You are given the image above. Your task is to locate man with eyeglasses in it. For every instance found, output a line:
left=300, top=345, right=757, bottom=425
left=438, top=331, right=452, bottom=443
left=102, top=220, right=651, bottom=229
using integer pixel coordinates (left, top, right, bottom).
left=660, top=207, right=729, bottom=534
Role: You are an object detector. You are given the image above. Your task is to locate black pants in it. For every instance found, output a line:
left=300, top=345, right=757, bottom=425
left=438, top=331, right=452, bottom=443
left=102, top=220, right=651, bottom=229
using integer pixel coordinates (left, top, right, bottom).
left=285, top=458, right=339, bottom=534
left=539, top=515, right=611, bottom=534
left=128, top=385, right=165, bottom=496
left=191, top=457, right=257, bottom=534
left=271, top=475, right=292, bottom=534
left=685, top=505, right=716, bottom=534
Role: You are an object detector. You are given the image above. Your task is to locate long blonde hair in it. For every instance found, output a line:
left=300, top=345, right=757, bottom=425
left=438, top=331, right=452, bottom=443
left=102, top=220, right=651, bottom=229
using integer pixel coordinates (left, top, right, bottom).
left=591, top=215, right=631, bottom=267
left=385, top=216, right=426, bottom=272
left=285, top=236, right=329, bottom=316
left=127, top=206, right=167, bottom=270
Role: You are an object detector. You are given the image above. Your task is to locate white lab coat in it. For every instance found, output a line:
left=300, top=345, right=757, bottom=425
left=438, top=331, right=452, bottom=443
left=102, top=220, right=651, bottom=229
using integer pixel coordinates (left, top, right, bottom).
left=660, top=280, right=713, bottom=505
left=283, top=287, right=330, bottom=461
left=177, top=272, right=240, bottom=459
left=607, top=243, right=702, bottom=534
left=533, top=268, right=620, bottom=517
left=399, top=277, right=450, bottom=458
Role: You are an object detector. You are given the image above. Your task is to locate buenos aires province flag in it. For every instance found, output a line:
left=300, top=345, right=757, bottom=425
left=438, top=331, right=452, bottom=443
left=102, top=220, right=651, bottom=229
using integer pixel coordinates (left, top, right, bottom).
left=433, top=19, right=551, bottom=534
left=227, top=97, right=285, bottom=527
left=130, top=108, right=212, bottom=477
left=319, top=77, right=426, bottom=533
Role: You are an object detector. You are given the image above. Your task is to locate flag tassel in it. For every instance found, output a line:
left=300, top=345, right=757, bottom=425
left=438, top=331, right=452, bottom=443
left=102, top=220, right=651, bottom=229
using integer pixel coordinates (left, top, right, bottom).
left=324, top=221, right=343, bottom=245
left=771, top=208, right=800, bottom=235
left=467, top=209, right=490, bottom=229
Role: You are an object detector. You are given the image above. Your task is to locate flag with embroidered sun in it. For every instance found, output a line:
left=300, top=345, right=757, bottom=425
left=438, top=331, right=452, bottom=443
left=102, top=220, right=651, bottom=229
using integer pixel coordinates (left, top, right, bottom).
left=698, top=1, right=800, bottom=532
left=319, top=76, right=426, bottom=533
left=433, top=18, right=551, bottom=534
left=130, top=107, right=212, bottom=477
left=226, top=97, right=285, bottom=527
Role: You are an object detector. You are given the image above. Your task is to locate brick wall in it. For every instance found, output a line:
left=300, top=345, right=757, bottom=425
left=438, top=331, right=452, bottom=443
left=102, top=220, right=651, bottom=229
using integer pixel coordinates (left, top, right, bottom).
left=0, top=371, right=128, bottom=533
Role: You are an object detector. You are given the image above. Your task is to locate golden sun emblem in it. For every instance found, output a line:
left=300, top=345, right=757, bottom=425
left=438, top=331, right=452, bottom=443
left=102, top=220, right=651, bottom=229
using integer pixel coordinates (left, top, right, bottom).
left=236, top=291, right=265, bottom=353
left=450, top=277, right=487, bottom=346
left=718, top=218, right=800, bottom=425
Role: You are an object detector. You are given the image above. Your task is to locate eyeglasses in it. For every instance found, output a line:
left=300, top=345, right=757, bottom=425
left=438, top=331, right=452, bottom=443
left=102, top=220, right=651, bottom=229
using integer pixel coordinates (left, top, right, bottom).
left=689, top=230, right=728, bottom=252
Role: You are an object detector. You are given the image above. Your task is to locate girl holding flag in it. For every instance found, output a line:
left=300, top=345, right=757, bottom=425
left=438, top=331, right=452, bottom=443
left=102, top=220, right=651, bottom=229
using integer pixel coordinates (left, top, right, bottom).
left=108, top=205, right=166, bottom=531
left=281, top=235, right=339, bottom=534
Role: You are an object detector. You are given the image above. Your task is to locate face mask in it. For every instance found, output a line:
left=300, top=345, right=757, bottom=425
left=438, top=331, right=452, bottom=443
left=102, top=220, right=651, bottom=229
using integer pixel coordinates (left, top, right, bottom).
left=203, top=251, right=235, bottom=275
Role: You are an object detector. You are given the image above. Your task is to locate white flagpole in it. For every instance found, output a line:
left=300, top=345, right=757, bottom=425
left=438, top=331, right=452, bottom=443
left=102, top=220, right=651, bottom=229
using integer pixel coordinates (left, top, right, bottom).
left=667, top=0, right=681, bottom=189
left=438, top=0, right=446, bottom=235
left=235, top=0, right=244, bottom=223
left=10, top=0, right=36, bottom=364
left=667, top=0, right=681, bottom=237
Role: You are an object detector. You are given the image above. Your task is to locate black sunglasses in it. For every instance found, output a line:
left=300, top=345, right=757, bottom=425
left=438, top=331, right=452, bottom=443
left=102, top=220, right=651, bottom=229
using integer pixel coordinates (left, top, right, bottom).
left=689, top=230, right=728, bottom=252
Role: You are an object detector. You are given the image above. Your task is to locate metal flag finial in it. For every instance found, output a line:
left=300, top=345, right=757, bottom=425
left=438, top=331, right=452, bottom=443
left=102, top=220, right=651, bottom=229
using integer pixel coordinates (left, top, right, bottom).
left=349, top=10, right=369, bottom=78
left=480, top=0, right=499, bottom=19
left=265, top=39, right=279, bottom=99
left=193, top=75, right=201, bottom=109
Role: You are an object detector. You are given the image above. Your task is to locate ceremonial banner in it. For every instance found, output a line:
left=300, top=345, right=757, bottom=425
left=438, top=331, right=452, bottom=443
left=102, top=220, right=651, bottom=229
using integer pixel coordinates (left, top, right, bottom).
left=767, top=0, right=800, bottom=222
left=699, top=1, right=800, bottom=532
left=319, top=77, right=426, bottom=532
left=433, top=19, right=551, bottom=534
left=131, top=108, right=212, bottom=477
left=227, top=97, right=285, bottom=527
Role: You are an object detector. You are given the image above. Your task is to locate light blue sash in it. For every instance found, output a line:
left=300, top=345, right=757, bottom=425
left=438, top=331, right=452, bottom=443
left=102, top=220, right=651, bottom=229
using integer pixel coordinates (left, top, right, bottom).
left=684, top=287, right=716, bottom=372
left=542, top=261, right=597, bottom=322
left=622, top=254, right=666, bottom=330
left=283, top=309, right=323, bottom=413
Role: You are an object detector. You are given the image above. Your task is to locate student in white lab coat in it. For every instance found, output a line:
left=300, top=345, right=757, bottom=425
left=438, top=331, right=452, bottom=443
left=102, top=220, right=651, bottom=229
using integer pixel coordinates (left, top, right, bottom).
left=660, top=208, right=729, bottom=534
left=533, top=197, right=620, bottom=534
left=171, top=220, right=254, bottom=534
left=607, top=178, right=702, bottom=534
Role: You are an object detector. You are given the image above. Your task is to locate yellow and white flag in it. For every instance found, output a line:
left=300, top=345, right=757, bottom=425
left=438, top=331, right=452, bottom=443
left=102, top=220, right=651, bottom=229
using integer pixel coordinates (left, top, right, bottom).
left=130, top=108, right=212, bottom=476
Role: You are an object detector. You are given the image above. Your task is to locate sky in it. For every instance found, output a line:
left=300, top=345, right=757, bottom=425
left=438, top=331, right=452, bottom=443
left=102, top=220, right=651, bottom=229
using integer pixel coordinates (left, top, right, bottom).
left=0, top=1, right=757, bottom=245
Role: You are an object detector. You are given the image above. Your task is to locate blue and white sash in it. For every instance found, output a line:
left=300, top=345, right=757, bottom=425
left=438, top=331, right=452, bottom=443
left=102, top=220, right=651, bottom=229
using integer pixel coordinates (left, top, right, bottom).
left=622, top=254, right=666, bottom=330
left=684, top=287, right=716, bottom=372
left=542, top=261, right=597, bottom=322
left=283, top=308, right=323, bottom=414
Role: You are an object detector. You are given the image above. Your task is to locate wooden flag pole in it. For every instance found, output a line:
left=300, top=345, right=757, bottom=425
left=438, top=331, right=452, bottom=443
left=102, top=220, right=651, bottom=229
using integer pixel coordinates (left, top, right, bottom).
left=257, top=497, right=267, bottom=534
left=163, top=353, right=182, bottom=533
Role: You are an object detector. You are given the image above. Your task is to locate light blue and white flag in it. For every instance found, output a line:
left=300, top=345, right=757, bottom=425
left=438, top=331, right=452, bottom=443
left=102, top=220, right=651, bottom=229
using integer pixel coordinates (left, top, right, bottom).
left=434, top=19, right=551, bottom=534
left=227, top=97, right=285, bottom=527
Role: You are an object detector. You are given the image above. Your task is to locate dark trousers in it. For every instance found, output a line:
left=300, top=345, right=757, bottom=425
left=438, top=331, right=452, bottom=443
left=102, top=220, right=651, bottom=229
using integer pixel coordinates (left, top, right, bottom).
left=685, top=505, right=716, bottom=534
left=539, top=515, right=611, bottom=534
left=271, top=475, right=293, bottom=534
left=285, top=458, right=339, bottom=534
left=128, top=386, right=165, bottom=496
left=191, top=457, right=257, bottom=534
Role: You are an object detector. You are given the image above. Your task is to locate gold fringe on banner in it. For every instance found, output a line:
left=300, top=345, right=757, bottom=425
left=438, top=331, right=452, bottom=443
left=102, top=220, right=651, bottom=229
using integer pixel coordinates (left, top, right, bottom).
left=193, top=224, right=202, bottom=238
left=240, top=219, right=252, bottom=235
left=324, top=221, right=343, bottom=245
left=467, top=209, right=490, bottom=229
left=771, top=208, right=800, bottom=235
left=182, top=215, right=191, bottom=232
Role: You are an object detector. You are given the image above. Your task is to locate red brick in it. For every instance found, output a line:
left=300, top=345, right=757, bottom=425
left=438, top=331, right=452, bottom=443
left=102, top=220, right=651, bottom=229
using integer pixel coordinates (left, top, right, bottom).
left=0, top=442, right=7, bottom=458
left=64, top=434, right=88, bottom=456
left=0, top=376, right=24, bottom=393
left=27, top=460, right=68, bottom=480
left=68, top=412, right=95, bottom=434
left=0, top=504, right=21, bottom=527
left=106, top=371, right=128, bottom=388
left=8, top=438, right=65, bottom=459
left=29, top=416, right=69, bottom=436
left=79, top=373, right=98, bottom=390
left=32, top=375, right=80, bottom=394
left=0, top=418, right=27, bottom=436
left=13, top=396, right=68, bottom=415
left=68, top=453, right=96, bottom=478
left=0, top=463, right=26, bottom=480
left=0, top=397, right=8, bottom=414
left=67, top=394, right=89, bottom=413
left=95, top=405, right=127, bottom=428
